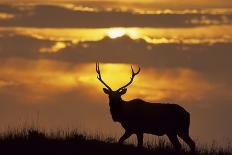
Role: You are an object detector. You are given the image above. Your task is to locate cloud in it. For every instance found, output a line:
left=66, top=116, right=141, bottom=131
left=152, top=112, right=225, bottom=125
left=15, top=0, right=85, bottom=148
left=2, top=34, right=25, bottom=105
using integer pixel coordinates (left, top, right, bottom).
left=0, top=12, right=14, bottom=20
left=0, top=32, right=232, bottom=84
left=0, top=79, right=16, bottom=87
left=43, top=36, right=232, bottom=82
left=0, top=4, right=232, bottom=28
left=3, top=26, right=232, bottom=45
left=0, top=58, right=221, bottom=104
left=0, top=33, right=53, bottom=59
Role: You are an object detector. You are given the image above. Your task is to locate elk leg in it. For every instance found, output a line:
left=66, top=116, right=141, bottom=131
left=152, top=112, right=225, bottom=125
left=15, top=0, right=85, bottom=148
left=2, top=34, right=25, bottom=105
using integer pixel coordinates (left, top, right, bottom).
left=167, top=134, right=181, bottom=152
left=178, top=133, right=196, bottom=152
left=118, top=130, right=132, bottom=144
left=136, top=133, right=143, bottom=148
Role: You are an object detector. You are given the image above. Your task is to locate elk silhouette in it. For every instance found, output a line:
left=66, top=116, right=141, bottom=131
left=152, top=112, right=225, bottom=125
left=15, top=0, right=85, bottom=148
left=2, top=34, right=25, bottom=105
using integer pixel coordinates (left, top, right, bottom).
left=96, top=62, right=195, bottom=152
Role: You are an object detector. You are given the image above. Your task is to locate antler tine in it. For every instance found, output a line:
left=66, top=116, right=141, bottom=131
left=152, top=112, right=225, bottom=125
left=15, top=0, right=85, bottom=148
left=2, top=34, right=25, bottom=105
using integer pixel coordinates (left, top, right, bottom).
left=96, top=62, right=100, bottom=75
left=96, top=62, right=112, bottom=91
left=131, top=65, right=140, bottom=76
left=117, top=65, right=140, bottom=92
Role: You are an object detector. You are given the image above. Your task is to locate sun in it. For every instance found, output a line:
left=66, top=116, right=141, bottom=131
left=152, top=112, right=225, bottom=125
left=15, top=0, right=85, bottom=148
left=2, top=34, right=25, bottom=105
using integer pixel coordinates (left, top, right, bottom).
left=107, top=28, right=126, bottom=39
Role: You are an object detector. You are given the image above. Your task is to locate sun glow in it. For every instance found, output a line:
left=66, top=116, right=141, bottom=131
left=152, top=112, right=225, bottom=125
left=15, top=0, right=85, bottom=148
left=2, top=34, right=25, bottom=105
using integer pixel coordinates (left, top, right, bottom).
left=1, top=26, right=232, bottom=46
left=107, top=28, right=126, bottom=39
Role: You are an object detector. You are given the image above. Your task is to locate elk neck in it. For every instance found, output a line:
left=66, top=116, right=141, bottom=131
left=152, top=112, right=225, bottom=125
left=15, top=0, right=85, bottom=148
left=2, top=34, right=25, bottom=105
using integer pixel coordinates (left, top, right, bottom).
left=108, top=97, right=125, bottom=122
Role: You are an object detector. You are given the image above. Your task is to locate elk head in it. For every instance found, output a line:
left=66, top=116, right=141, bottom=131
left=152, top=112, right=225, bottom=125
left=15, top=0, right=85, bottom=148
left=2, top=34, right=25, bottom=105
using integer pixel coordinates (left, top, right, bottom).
left=96, top=62, right=140, bottom=104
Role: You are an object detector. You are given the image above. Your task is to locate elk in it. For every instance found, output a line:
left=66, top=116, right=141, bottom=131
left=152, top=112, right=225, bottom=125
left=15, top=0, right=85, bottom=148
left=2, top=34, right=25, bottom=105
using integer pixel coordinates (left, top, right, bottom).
left=96, top=62, right=195, bottom=152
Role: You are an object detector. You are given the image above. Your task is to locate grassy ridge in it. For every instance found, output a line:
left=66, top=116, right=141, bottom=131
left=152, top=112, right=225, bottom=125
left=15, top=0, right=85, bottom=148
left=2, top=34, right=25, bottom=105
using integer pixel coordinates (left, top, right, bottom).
left=0, top=128, right=231, bottom=155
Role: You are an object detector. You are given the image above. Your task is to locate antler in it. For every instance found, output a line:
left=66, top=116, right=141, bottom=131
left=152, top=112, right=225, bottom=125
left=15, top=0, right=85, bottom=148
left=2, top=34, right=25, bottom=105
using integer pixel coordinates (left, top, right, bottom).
left=117, top=65, right=140, bottom=92
left=96, top=62, right=112, bottom=91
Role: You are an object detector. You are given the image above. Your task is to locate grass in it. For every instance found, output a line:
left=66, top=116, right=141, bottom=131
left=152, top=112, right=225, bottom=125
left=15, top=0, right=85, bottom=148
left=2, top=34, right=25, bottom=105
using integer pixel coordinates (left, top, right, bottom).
left=0, top=127, right=231, bottom=155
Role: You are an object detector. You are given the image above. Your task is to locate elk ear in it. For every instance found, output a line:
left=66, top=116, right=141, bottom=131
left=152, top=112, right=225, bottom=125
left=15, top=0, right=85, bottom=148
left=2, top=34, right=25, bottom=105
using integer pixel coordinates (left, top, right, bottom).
left=119, top=88, right=127, bottom=95
left=103, top=88, right=110, bottom=94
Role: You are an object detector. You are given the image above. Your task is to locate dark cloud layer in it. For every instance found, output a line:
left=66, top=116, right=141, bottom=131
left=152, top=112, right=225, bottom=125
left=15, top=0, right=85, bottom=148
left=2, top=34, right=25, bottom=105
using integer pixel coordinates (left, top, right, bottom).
left=0, top=4, right=231, bottom=28
left=1, top=33, right=232, bottom=84
left=0, top=34, right=53, bottom=59
left=47, top=36, right=232, bottom=82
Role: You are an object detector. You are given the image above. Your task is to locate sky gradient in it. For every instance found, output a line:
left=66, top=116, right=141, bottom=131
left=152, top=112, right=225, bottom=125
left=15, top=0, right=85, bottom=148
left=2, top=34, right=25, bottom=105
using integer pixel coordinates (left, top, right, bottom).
left=0, top=0, right=232, bottom=146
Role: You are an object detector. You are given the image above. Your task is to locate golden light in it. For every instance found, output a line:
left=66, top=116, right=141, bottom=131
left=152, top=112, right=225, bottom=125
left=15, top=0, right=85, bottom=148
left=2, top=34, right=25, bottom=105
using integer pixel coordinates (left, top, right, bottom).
left=78, top=63, right=134, bottom=89
left=0, top=60, right=216, bottom=104
left=75, top=63, right=215, bottom=102
left=0, top=13, right=14, bottom=20
left=1, top=26, right=232, bottom=45
left=107, top=28, right=126, bottom=39
left=40, top=42, right=67, bottom=53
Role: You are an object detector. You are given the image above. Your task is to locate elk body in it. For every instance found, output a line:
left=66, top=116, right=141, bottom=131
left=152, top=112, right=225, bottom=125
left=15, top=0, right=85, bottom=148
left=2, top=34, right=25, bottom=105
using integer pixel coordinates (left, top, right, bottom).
left=96, top=63, right=195, bottom=152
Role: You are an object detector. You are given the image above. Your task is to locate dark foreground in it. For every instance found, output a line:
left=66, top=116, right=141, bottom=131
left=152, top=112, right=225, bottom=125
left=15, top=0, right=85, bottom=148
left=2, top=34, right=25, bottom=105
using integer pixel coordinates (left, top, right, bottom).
left=0, top=128, right=231, bottom=155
